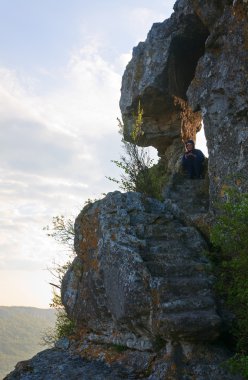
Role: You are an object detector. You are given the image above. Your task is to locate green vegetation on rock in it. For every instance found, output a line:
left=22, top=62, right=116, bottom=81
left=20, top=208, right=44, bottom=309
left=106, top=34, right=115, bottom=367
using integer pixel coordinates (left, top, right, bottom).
left=43, top=216, right=76, bottom=345
left=107, top=104, right=167, bottom=200
left=210, top=189, right=248, bottom=378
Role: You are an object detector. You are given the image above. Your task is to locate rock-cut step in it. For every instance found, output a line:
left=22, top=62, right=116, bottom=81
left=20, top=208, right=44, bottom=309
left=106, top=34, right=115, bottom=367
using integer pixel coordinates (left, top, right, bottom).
left=141, top=248, right=208, bottom=263
left=165, top=174, right=210, bottom=216
left=150, top=275, right=214, bottom=300
left=145, top=261, right=210, bottom=277
left=155, top=309, right=220, bottom=341
left=159, top=295, right=215, bottom=313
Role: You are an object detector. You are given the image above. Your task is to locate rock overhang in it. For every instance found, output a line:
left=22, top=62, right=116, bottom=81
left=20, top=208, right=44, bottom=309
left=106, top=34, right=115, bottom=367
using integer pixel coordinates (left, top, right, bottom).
left=119, top=3, right=209, bottom=156
left=120, top=0, right=248, bottom=204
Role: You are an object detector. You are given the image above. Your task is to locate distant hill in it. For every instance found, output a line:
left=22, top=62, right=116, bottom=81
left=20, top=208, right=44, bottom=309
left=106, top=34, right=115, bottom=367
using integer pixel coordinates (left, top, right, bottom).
left=0, top=306, right=56, bottom=379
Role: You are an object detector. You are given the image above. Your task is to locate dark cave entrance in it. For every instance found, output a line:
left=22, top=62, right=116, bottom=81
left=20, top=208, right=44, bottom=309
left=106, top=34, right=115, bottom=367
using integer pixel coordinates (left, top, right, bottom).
left=166, top=19, right=210, bottom=156
left=164, top=19, right=210, bottom=176
left=167, top=28, right=209, bottom=100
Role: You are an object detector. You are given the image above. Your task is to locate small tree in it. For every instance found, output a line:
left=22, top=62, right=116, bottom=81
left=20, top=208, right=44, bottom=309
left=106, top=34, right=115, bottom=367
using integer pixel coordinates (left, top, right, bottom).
left=42, top=216, right=76, bottom=346
left=43, top=215, right=75, bottom=252
left=107, top=102, right=167, bottom=199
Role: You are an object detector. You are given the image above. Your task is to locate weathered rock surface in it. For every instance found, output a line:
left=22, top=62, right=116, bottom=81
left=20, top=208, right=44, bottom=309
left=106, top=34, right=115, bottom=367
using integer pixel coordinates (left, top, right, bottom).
left=5, top=1, right=248, bottom=379
left=7, top=184, right=240, bottom=380
left=187, top=0, right=248, bottom=205
left=62, top=191, right=220, bottom=348
left=120, top=0, right=208, bottom=173
left=4, top=347, right=131, bottom=380
left=164, top=167, right=212, bottom=237
left=120, top=0, right=248, bottom=205
left=5, top=341, right=243, bottom=380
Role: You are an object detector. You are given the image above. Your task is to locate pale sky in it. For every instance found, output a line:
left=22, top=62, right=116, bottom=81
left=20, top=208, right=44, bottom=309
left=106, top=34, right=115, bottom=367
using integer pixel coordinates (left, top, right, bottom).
left=0, top=0, right=207, bottom=308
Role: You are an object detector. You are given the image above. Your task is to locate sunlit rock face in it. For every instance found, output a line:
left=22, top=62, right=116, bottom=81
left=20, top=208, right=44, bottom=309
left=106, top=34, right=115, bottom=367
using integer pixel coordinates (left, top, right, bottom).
left=120, top=0, right=248, bottom=205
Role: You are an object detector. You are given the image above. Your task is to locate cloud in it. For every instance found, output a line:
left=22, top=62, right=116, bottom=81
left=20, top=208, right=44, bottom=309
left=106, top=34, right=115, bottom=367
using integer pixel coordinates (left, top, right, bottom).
left=0, top=41, right=123, bottom=274
left=0, top=0, right=176, bottom=306
left=114, top=53, right=133, bottom=72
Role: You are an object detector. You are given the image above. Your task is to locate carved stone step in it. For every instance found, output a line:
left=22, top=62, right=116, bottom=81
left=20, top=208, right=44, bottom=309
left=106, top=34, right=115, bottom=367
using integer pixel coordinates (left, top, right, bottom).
left=130, top=212, right=173, bottom=226
left=151, top=275, right=213, bottom=300
left=65, top=191, right=220, bottom=347
left=155, top=309, right=220, bottom=340
left=147, top=241, right=187, bottom=254
left=141, top=250, right=202, bottom=263
left=158, top=295, right=215, bottom=313
left=147, top=225, right=203, bottom=242
left=145, top=261, right=209, bottom=277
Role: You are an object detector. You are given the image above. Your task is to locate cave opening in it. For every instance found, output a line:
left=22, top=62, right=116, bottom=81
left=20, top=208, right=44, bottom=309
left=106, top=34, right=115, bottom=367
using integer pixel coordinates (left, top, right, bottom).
left=167, top=27, right=209, bottom=100
left=166, top=19, right=210, bottom=160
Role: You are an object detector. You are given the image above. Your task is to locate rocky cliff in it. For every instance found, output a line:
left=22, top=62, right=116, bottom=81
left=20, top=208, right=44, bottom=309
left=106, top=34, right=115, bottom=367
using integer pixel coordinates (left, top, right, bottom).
left=120, top=0, right=248, bottom=206
left=5, top=188, right=242, bottom=379
left=6, top=1, right=248, bottom=379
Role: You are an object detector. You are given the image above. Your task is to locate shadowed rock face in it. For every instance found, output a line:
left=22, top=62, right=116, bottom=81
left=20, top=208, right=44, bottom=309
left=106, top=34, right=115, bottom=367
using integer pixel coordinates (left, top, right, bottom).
left=4, top=341, right=244, bottom=380
left=120, top=0, right=248, bottom=204
left=188, top=0, right=248, bottom=204
left=4, top=342, right=242, bottom=380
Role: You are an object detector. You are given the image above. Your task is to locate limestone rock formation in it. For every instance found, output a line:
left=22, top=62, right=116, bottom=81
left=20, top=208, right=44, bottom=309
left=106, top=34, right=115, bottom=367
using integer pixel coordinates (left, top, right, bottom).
left=4, top=340, right=243, bottom=380
left=120, top=0, right=209, bottom=172
left=120, top=0, right=248, bottom=205
left=187, top=0, right=248, bottom=204
left=5, top=190, right=243, bottom=379
left=5, top=188, right=242, bottom=379
left=62, top=191, right=220, bottom=348
left=5, top=1, right=248, bottom=379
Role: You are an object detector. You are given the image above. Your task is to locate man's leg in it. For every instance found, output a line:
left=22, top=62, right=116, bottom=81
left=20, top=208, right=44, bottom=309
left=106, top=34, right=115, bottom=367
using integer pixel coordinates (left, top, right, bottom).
left=183, top=160, right=194, bottom=179
left=193, top=159, right=203, bottom=179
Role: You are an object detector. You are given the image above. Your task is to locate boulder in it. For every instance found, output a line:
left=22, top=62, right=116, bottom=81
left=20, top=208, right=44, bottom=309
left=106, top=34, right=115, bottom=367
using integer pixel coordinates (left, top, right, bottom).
left=62, top=192, right=220, bottom=348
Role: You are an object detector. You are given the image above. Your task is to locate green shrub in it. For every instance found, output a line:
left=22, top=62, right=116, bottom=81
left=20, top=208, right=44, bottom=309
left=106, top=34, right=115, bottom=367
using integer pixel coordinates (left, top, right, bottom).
left=136, top=161, right=167, bottom=200
left=210, top=189, right=248, bottom=378
left=109, top=344, right=127, bottom=353
left=107, top=103, right=167, bottom=199
left=43, top=215, right=75, bottom=251
left=42, top=292, right=75, bottom=346
left=51, top=297, right=75, bottom=341
left=227, top=354, right=248, bottom=378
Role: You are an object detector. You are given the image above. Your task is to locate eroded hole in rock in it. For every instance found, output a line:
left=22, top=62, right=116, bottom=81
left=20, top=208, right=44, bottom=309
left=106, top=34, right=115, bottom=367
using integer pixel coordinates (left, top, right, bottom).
left=167, top=27, right=209, bottom=100
left=196, top=123, right=208, bottom=157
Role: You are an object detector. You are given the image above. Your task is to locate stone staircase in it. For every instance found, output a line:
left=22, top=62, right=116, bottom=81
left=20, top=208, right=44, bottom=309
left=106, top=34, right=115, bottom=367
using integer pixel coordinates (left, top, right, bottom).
left=163, top=171, right=211, bottom=238
left=134, top=190, right=220, bottom=342
left=165, top=172, right=209, bottom=216
left=62, top=189, right=219, bottom=346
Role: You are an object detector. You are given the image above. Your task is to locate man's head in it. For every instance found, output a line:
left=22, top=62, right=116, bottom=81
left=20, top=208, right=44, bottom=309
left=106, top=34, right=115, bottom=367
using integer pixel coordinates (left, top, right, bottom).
left=185, top=139, right=195, bottom=151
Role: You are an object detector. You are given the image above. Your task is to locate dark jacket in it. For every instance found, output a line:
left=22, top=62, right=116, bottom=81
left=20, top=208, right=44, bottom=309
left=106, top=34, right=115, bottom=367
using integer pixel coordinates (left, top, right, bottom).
left=182, top=148, right=205, bottom=165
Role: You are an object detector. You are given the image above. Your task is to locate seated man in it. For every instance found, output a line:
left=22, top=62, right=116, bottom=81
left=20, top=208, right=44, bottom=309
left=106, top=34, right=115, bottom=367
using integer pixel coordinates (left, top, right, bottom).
left=182, top=139, right=205, bottom=179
